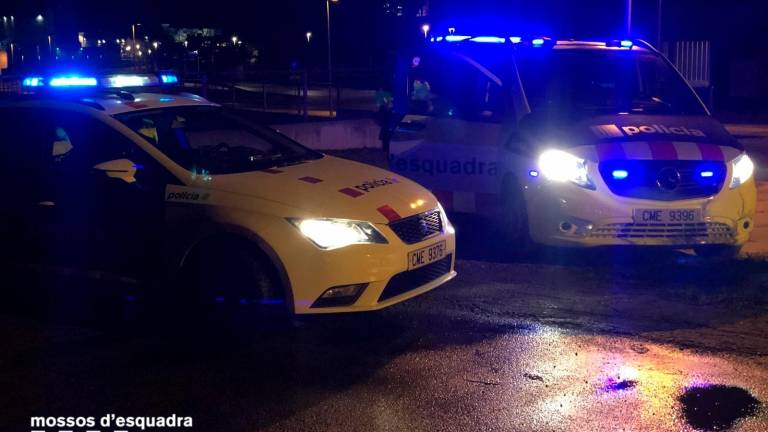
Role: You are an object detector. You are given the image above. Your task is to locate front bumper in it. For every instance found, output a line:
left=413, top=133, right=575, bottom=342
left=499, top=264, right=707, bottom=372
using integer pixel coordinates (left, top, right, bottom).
left=524, top=175, right=756, bottom=248
left=267, top=216, right=457, bottom=314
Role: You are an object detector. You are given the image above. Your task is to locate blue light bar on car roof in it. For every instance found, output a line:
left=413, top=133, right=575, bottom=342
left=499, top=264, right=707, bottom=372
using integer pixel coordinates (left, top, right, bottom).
left=620, top=40, right=633, bottom=48
left=470, top=36, right=506, bottom=44
left=102, top=74, right=159, bottom=88
left=48, top=75, right=99, bottom=87
left=532, top=38, right=545, bottom=47
left=21, top=72, right=180, bottom=90
left=22, top=77, right=45, bottom=87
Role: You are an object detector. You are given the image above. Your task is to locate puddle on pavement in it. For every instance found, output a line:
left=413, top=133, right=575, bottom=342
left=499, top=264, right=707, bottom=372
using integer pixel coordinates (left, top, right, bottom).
left=679, top=384, right=761, bottom=431
left=604, top=378, right=637, bottom=391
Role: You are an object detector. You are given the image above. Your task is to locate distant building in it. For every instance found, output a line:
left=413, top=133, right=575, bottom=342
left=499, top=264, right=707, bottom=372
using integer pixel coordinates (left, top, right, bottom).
left=161, top=24, right=221, bottom=44
left=382, top=0, right=429, bottom=17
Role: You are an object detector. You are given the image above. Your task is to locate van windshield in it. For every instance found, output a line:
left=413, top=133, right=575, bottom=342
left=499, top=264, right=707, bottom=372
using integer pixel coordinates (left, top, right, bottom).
left=114, top=106, right=322, bottom=175
left=515, top=49, right=708, bottom=118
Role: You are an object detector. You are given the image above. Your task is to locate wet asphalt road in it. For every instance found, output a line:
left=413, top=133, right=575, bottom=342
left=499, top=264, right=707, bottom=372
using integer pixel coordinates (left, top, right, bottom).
left=2, top=129, right=768, bottom=431
left=2, top=250, right=768, bottom=432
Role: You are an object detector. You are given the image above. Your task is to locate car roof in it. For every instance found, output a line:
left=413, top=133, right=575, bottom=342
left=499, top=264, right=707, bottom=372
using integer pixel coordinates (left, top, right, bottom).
left=551, top=40, right=653, bottom=53
left=94, top=92, right=218, bottom=115
left=0, top=91, right=219, bottom=116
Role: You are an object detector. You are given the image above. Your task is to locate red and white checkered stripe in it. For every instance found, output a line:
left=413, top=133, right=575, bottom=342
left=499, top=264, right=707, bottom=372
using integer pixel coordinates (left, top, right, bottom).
left=572, top=142, right=742, bottom=162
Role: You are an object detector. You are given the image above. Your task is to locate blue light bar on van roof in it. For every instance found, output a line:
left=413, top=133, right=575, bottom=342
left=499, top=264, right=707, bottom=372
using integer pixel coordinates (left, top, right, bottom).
left=470, top=36, right=506, bottom=44
left=509, top=36, right=522, bottom=44
left=48, top=75, right=98, bottom=87
left=532, top=38, right=545, bottom=47
left=444, top=35, right=471, bottom=42
left=620, top=40, right=633, bottom=48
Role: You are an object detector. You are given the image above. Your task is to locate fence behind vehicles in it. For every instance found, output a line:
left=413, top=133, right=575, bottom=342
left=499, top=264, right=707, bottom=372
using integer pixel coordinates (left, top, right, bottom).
left=663, top=40, right=713, bottom=109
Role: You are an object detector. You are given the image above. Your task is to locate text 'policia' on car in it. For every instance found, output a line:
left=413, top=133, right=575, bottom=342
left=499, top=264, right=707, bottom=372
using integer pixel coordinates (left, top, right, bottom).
left=0, top=71, right=456, bottom=314
left=382, top=35, right=756, bottom=257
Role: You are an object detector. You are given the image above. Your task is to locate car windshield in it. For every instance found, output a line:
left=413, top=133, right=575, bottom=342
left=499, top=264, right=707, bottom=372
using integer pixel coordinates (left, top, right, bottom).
left=114, top=106, right=322, bottom=175
left=515, top=49, right=708, bottom=118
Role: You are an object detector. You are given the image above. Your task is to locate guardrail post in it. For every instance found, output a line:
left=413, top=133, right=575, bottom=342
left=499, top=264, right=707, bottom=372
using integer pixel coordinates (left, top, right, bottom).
left=303, top=71, right=309, bottom=120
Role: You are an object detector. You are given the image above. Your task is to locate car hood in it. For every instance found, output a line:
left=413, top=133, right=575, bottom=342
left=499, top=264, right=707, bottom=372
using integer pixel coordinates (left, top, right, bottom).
left=522, top=114, right=744, bottom=162
left=202, top=155, right=439, bottom=223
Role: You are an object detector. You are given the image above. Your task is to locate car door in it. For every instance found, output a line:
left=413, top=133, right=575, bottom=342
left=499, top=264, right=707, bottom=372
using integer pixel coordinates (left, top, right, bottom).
left=386, top=50, right=516, bottom=216
left=0, top=109, right=50, bottom=264
left=33, top=109, right=169, bottom=279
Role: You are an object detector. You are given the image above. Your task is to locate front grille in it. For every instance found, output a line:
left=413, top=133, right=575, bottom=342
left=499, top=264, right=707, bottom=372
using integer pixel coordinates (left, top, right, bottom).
left=589, top=222, right=733, bottom=241
left=379, top=254, right=452, bottom=302
left=389, top=209, right=443, bottom=244
left=599, top=160, right=727, bottom=201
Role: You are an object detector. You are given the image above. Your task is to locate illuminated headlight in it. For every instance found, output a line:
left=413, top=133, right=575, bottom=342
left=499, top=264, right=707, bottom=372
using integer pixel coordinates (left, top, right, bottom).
left=289, top=218, right=387, bottom=250
left=538, top=149, right=595, bottom=189
left=729, top=153, right=754, bottom=189
left=437, top=202, right=455, bottom=234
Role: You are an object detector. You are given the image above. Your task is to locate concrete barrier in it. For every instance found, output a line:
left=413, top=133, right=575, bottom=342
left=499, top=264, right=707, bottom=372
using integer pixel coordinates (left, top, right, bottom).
left=273, top=119, right=382, bottom=150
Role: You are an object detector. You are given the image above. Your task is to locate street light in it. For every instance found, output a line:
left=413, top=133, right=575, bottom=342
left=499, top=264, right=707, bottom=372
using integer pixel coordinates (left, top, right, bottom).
left=306, top=31, right=312, bottom=43
left=35, top=14, right=44, bottom=23
left=231, top=35, right=238, bottom=45
left=421, top=24, right=430, bottom=38
left=131, top=23, right=141, bottom=62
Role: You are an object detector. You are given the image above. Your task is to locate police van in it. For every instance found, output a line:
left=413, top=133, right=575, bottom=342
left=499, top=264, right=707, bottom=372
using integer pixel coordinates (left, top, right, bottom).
left=384, top=36, right=756, bottom=257
left=0, top=72, right=456, bottom=315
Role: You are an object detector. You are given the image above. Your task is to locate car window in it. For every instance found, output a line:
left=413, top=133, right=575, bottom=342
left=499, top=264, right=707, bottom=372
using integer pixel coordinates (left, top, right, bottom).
left=0, top=109, right=49, bottom=201
left=37, top=111, right=137, bottom=169
left=407, top=52, right=507, bottom=123
left=515, top=50, right=707, bottom=117
left=115, top=106, right=323, bottom=175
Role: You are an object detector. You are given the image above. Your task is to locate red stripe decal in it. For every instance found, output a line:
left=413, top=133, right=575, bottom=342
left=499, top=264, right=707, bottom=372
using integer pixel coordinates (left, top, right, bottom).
left=126, top=102, right=148, bottom=109
left=338, top=187, right=364, bottom=198
left=596, top=143, right=626, bottom=161
left=377, top=205, right=401, bottom=222
left=299, top=176, right=323, bottom=184
left=697, top=143, right=724, bottom=161
left=263, top=168, right=284, bottom=174
left=432, top=190, right=453, bottom=211
left=648, top=141, right=678, bottom=160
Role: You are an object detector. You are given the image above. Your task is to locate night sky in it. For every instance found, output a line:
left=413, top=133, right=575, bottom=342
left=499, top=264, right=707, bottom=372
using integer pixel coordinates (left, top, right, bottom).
left=2, top=0, right=767, bottom=67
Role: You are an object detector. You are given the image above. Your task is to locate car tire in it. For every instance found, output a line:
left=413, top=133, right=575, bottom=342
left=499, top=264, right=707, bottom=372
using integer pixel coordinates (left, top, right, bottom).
left=693, top=245, right=742, bottom=260
left=179, top=239, right=289, bottom=330
left=500, top=175, right=532, bottom=253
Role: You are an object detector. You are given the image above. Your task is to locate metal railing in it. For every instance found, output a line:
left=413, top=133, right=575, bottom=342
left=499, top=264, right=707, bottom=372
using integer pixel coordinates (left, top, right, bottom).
left=663, top=40, right=711, bottom=87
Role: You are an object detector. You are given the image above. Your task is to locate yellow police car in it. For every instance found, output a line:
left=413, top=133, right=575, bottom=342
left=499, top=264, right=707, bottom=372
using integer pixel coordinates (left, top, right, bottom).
left=0, top=72, right=455, bottom=315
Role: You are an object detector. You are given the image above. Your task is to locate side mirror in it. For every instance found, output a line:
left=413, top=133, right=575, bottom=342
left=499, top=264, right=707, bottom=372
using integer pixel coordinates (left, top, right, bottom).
left=93, top=159, right=138, bottom=184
